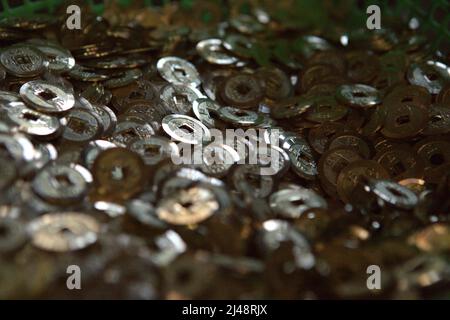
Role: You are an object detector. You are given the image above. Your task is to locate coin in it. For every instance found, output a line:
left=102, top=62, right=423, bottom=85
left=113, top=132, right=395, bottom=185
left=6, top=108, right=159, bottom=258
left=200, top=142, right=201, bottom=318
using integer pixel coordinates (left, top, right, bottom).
left=20, top=80, right=75, bottom=114
left=92, top=147, right=146, bottom=201
left=336, top=160, right=389, bottom=203
left=0, top=45, right=47, bottom=78
left=157, top=56, right=201, bottom=87
left=27, top=212, right=100, bottom=252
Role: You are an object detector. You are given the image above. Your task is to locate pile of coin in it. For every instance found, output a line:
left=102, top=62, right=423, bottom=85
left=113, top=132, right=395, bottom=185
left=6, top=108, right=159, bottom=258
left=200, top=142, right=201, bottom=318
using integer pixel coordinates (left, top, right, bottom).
left=0, top=1, right=450, bottom=299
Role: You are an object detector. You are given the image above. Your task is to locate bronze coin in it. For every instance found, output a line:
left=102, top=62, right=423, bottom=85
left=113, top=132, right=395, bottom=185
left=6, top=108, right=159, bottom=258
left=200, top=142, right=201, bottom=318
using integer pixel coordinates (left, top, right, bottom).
left=436, top=84, right=450, bottom=105
left=220, top=73, right=263, bottom=108
left=374, top=145, right=425, bottom=180
left=300, top=64, right=339, bottom=92
left=414, top=138, right=450, bottom=184
left=381, top=102, right=428, bottom=139
left=423, top=104, right=450, bottom=135
left=305, top=96, right=348, bottom=123
left=92, top=147, right=146, bottom=201
left=307, top=50, right=346, bottom=74
left=383, top=84, right=431, bottom=109
left=271, top=95, right=314, bottom=120
left=336, top=160, right=389, bottom=203
left=255, top=67, right=292, bottom=101
left=308, top=122, right=345, bottom=154
left=318, top=147, right=363, bottom=198
left=346, top=51, right=380, bottom=83
left=327, top=132, right=373, bottom=159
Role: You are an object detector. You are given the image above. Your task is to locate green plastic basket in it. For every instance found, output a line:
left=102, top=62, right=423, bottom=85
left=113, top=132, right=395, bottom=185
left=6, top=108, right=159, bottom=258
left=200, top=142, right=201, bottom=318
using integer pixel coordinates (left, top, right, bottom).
left=0, top=0, right=448, bottom=51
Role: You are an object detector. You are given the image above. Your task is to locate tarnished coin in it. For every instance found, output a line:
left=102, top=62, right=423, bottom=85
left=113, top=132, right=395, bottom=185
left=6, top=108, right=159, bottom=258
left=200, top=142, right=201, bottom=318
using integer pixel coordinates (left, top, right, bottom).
left=308, top=122, right=345, bottom=154
left=81, top=140, right=118, bottom=169
left=157, top=185, right=219, bottom=225
left=103, top=68, right=143, bottom=89
left=92, top=147, right=146, bottom=201
left=336, top=160, right=389, bottom=203
left=381, top=102, right=428, bottom=139
left=220, top=74, right=263, bottom=108
left=32, top=164, right=90, bottom=205
left=414, top=138, right=450, bottom=183
left=270, top=95, right=314, bottom=120
left=130, top=136, right=179, bottom=166
left=327, top=132, right=372, bottom=159
left=270, top=188, right=327, bottom=219
left=157, top=56, right=201, bottom=87
left=162, top=114, right=211, bottom=145
left=256, top=67, right=292, bottom=101
left=230, top=164, right=275, bottom=198
left=20, top=80, right=75, bottom=114
left=423, top=104, right=450, bottom=135
left=27, top=212, right=99, bottom=252
left=336, top=84, right=381, bottom=108
left=318, top=147, right=363, bottom=198
left=374, top=146, right=424, bottom=180
left=218, top=106, right=264, bottom=127
left=0, top=45, right=46, bottom=78
left=305, top=96, right=348, bottom=123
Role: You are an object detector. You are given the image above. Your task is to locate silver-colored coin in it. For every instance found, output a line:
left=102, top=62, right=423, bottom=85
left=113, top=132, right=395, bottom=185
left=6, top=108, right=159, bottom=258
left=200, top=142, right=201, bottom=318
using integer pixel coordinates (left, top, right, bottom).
left=270, top=188, right=327, bottom=218
left=369, top=179, right=418, bottom=210
left=0, top=90, right=20, bottom=103
left=288, top=142, right=318, bottom=180
left=0, top=132, right=35, bottom=163
left=160, top=84, right=204, bottom=114
left=68, top=64, right=109, bottom=82
left=27, top=212, right=100, bottom=252
left=260, top=219, right=314, bottom=269
left=63, top=108, right=102, bottom=142
left=90, top=104, right=117, bottom=137
left=200, top=143, right=239, bottom=177
left=110, top=115, right=155, bottom=146
left=130, top=136, right=179, bottom=166
left=196, top=39, right=238, bottom=65
left=22, top=143, right=57, bottom=176
left=33, top=43, right=75, bottom=73
left=407, top=61, right=450, bottom=95
left=192, top=98, right=221, bottom=128
left=162, top=114, right=211, bottom=145
left=6, top=102, right=61, bottom=137
left=20, top=80, right=75, bottom=114
left=336, top=84, right=381, bottom=108
left=31, top=164, right=89, bottom=205
left=157, top=56, right=201, bottom=87
left=258, top=144, right=290, bottom=176
left=127, top=197, right=167, bottom=229
left=103, top=68, right=142, bottom=89
left=0, top=45, right=46, bottom=77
